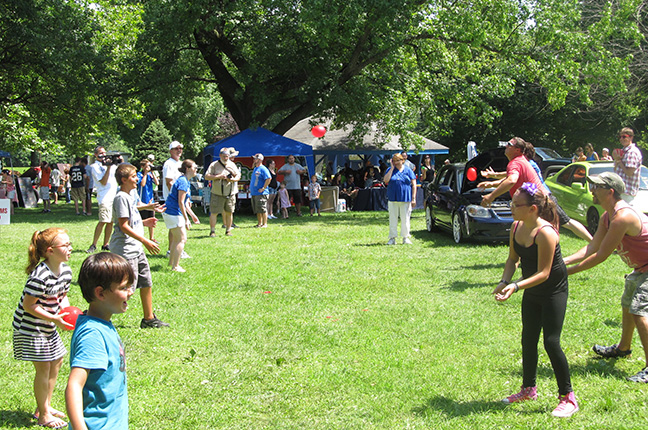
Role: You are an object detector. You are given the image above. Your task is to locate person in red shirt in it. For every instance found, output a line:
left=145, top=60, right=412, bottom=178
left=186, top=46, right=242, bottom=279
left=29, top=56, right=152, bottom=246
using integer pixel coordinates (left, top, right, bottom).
left=39, top=161, right=52, bottom=213
left=479, top=137, right=592, bottom=242
left=565, top=172, right=648, bottom=383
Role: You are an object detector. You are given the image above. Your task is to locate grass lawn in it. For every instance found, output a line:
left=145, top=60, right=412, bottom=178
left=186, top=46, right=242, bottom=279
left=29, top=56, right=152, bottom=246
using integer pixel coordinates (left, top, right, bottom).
left=0, top=203, right=647, bottom=429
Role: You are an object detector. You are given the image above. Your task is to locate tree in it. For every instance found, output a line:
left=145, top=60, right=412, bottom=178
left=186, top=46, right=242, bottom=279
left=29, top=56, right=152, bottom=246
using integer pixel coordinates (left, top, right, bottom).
left=133, top=0, right=643, bottom=152
left=134, top=119, right=172, bottom=166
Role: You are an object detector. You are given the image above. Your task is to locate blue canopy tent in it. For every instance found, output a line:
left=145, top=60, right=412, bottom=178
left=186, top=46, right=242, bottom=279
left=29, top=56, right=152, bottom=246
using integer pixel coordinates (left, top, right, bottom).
left=203, top=128, right=316, bottom=175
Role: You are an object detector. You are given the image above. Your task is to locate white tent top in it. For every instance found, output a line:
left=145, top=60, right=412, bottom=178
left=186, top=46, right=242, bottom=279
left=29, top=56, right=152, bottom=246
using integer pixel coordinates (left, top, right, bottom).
left=284, top=118, right=449, bottom=155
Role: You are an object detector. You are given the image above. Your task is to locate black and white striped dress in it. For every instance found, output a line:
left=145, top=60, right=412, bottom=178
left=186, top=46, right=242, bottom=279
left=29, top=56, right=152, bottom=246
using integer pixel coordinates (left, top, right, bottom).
left=12, top=261, right=72, bottom=362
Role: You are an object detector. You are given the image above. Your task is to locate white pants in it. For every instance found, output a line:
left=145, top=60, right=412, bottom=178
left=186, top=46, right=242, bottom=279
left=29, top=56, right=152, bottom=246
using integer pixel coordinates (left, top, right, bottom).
left=388, top=201, right=412, bottom=239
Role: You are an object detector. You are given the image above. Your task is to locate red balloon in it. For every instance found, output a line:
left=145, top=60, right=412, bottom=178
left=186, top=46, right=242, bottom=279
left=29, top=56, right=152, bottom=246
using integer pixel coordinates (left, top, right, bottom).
left=311, top=125, right=326, bottom=138
left=466, top=166, right=478, bottom=182
left=61, top=306, right=83, bottom=330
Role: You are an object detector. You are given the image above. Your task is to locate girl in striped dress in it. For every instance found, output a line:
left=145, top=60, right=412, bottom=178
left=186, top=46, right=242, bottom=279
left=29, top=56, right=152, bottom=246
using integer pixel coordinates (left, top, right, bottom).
left=12, top=228, right=73, bottom=429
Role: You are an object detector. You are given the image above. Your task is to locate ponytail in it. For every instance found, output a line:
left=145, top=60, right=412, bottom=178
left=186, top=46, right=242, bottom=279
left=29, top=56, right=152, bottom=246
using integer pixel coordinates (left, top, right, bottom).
left=26, top=228, right=67, bottom=274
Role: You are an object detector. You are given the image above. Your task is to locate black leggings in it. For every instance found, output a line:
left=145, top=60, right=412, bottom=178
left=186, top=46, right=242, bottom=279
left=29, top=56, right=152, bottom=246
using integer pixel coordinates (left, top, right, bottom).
left=521, top=291, right=572, bottom=395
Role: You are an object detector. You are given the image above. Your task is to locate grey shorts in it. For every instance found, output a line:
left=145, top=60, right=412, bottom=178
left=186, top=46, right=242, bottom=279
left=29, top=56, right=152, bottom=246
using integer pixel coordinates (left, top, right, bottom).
left=622, top=270, right=648, bottom=317
left=210, top=194, right=236, bottom=214
left=39, top=187, right=50, bottom=200
left=98, top=200, right=113, bottom=223
left=252, top=194, right=268, bottom=214
left=128, top=252, right=153, bottom=290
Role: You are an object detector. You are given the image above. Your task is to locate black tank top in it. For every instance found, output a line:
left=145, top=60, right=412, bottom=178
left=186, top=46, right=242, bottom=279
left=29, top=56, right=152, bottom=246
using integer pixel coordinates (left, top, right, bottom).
left=513, top=222, right=568, bottom=296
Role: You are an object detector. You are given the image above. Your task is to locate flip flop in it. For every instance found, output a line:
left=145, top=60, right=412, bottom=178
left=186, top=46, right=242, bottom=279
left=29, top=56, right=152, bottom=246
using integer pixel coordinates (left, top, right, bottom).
left=38, top=419, right=67, bottom=429
left=33, top=410, right=67, bottom=420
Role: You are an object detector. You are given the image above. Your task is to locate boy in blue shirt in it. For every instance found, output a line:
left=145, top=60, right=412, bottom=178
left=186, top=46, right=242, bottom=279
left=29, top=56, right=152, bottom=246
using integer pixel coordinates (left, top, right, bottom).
left=65, top=253, right=135, bottom=430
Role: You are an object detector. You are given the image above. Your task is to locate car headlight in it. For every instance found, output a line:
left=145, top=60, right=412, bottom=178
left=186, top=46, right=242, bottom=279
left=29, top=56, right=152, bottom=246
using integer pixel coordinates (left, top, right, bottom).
left=466, top=205, right=491, bottom=219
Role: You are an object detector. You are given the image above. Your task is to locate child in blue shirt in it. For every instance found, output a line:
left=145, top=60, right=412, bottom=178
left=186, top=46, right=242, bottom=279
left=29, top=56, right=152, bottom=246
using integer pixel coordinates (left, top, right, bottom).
left=65, top=253, right=135, bottom=430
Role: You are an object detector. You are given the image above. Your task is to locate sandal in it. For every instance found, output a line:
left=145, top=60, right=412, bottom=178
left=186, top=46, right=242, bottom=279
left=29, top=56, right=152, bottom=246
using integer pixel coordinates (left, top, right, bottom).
left=592, top=343, right=631, bottom=358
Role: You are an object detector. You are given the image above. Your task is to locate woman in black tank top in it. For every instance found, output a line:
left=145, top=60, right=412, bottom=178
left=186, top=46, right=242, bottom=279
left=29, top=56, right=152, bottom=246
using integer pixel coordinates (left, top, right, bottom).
left=493, top=183, right=579, bottom=417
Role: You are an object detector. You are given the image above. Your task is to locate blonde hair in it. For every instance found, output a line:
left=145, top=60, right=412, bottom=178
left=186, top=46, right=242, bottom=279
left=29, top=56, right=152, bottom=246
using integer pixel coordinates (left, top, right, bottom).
left=26, top=227, right=67, bottom=274
left=392, top=154, right=404, bottom=162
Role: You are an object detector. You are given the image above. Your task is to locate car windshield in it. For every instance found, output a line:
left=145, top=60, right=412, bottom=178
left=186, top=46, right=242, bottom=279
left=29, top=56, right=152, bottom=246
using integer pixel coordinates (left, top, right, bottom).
left=588, top=165, right=648, bottom=190
left=535, top=148, right=564, bottom=159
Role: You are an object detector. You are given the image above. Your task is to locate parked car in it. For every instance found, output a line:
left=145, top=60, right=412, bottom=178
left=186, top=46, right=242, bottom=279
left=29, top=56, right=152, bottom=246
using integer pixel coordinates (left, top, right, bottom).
left=532, top=147, right=571, bottom=178
left=424, top=147, right=513, bottom=243
left=545, top=161, right=648, bottom=233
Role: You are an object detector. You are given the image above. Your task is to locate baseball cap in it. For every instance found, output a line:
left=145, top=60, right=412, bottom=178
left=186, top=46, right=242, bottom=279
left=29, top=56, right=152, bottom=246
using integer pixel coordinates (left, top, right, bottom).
left=219, top=147, right=229, bottom=155
left=586, top=171, right=625, bottom=195
left=253, top=153, right=264, bottom=161
left=169, top=141, right=183, bottom=150
left=228, top=147, right=239, bottom=157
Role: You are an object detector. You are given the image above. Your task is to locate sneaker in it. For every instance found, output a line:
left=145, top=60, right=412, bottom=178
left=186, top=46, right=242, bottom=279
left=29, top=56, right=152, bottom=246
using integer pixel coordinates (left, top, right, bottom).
left=627, top=367, right=648, bottom=383
left=86, top=244, right=96, bottom=254
left=403, top=237, right=412, bottom=245
left=209, top=231, right=216, bottom=237
left=592, top=343, right=631, bottom=358
left=502, top=386, right=537, bottom=404
left=181, top=250, right=191, bottom=259
left=76, top=212, right=81, bottom=216
left=101, top=245, right=110, bottom=251
left=552, top=392, right=579, bottom=417
left=140, top=315, right=170, bottom=329
left=387, top=238, right=396, bottom=245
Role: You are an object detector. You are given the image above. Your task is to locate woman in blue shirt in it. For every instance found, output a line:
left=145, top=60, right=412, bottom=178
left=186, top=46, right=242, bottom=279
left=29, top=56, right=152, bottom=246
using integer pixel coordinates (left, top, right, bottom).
left=163, top=160, right=199, bottom=272
left=384, top=153, right=417, bottom=245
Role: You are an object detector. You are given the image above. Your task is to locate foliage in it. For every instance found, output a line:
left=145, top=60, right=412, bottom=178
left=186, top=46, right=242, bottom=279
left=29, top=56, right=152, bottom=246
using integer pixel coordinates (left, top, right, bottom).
left=132, top=0, right=644, bottom=153
left=0, top=207, right=647, bottom=429
left=133, top=119, right=173, bottom=166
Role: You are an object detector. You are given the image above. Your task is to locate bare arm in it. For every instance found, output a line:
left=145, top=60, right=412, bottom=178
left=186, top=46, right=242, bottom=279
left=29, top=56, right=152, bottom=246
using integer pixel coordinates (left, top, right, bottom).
left=66, top=367, right=90, bottom=430
left=481, top=173, right=518, bottom=206
left=117, top=217, right=160, bottom=254
left=22, top=294, right=72, bottom=330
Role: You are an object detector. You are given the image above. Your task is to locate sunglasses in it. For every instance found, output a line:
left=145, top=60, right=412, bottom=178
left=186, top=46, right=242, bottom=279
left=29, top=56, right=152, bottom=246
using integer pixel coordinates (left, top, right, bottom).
left=619, top=134, right=631, bottom=139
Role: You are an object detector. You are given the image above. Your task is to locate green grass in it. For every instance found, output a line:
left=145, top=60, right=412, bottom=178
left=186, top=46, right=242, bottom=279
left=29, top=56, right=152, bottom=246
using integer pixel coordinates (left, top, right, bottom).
left=1, top=203, right=647, bottom=429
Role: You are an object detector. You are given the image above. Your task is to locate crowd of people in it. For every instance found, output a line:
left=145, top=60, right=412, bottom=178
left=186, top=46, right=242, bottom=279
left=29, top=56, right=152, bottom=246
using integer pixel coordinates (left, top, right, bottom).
left=5, top=127, right=648, bottom=427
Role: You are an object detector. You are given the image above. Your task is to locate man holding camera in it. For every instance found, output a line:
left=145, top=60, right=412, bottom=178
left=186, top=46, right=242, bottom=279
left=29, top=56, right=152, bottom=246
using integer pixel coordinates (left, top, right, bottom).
left=205, top=147, right=240, bottom=236
left=87, top=146, right=118, bottom=253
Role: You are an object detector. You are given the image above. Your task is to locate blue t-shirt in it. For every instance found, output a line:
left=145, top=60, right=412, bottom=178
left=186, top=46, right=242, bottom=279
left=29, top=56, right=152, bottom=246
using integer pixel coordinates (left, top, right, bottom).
left=137, top=172, right=155, bottom=205
left=386, top=166, right=416, bottom=202
left=69, top=315, right=128, bottom=430
left=165, top=176, right=190, bottom=216
left=250, top=165, right=271, bottom=196
left=528, top=159, right=550, bottom=194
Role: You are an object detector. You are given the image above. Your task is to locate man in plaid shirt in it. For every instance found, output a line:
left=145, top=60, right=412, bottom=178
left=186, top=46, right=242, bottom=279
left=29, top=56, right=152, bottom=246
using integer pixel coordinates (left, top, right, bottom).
left=613, top=127, right=643, bottom=204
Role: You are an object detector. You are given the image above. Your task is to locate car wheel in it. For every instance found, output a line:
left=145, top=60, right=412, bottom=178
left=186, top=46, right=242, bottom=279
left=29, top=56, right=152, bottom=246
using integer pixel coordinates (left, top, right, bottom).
left=587, top=207, right=599, bottom=234
left=452, top=213, right=464, bottom=244
left=425, top=206, right=438, bottom=232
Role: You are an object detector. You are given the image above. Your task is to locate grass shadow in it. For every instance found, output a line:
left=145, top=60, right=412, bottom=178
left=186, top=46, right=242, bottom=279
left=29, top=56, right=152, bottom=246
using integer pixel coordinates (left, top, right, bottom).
left=445, top=280, right=490, bottom=291
left=412, top=395, right=507, bottom=418
left=0, top=410, right=37, bottom=428
left=603, top=319, right=621, bottom=328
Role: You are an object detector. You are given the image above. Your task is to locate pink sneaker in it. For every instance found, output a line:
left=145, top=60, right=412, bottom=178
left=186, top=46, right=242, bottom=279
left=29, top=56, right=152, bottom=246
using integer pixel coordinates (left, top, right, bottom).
left=501, top=386, right=537, bottom=404
left=552, top=391, right=579, bottom=418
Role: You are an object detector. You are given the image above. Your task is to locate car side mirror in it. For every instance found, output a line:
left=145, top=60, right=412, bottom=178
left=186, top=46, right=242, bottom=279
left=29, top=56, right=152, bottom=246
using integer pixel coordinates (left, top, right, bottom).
left=571, top=183, right=585, bottom=192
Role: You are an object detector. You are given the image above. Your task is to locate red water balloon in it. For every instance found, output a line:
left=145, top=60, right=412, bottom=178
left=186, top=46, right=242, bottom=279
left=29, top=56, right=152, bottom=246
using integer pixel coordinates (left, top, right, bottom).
left=61, top=306, right=83, bottom=330
left=466, top=166, right=478, bottom=182
left=311, top=125, right=326, bottom=138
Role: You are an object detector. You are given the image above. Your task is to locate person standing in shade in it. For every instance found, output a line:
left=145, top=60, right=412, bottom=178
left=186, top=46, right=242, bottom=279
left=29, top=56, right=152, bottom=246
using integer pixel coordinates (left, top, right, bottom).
left=277, top=155, right=307, bottom=216
left=87, top=147, right=118, bottom=253
left=39, top=161, right=52, bottom=213
left=384, top=153, right=416, bottom=245
left=308, top=174, right=321, bottom=216
left=266, top=159, right=279, bottom=219
left=137, top=159, right=159, bottom=242
left=613, top=127, right=643, bottom=205
left=250, top=153, right=272, bottom=228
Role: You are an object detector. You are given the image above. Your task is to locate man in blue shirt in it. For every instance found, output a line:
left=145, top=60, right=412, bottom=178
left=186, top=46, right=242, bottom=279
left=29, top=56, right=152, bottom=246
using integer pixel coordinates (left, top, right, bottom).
left=250, top=153, right=272, bottom=228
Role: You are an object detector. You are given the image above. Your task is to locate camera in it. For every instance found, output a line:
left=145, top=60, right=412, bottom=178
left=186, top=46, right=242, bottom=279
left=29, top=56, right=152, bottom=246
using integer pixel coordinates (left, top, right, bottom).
left=98, top=153, right=124, bottom=166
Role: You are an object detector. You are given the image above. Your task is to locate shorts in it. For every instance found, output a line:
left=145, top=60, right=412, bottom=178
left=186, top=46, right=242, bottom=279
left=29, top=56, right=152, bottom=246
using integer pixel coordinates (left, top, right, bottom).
left=39, top=187, right=50, bottom=200
left=622, top=270, right=648, bottom=317
left=549, top=195, right=570, bottom=226
left=268, top=187, right=277, bottom=195
left=128, top=252, right=153, bottom=290
left=288, top=189, right=302, bottom=205
left=210, top=194, right=235, bottom=214
left=13, top=330, right=66, bottom=362
left=70, top=187, right=86, bottom=203
left=98, top=200, right=113, bottom=223
left=309, top=198, right=320, bottom=211
left=251, top=194, right=268, bottom=214
left=139, top=209, right=154, bottom=220
left=163, top=212, right=186, bottom=229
